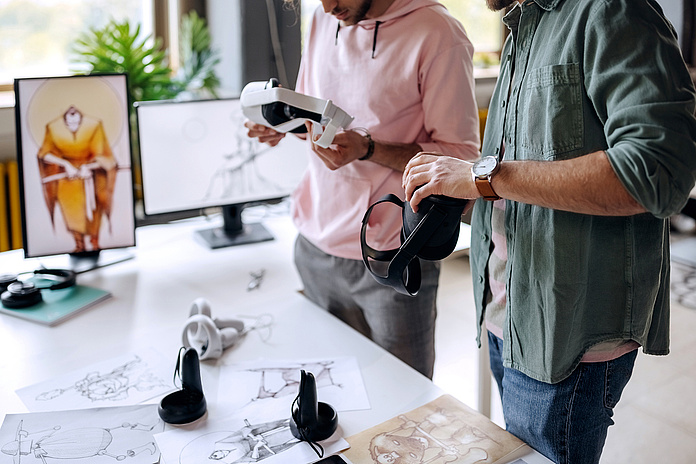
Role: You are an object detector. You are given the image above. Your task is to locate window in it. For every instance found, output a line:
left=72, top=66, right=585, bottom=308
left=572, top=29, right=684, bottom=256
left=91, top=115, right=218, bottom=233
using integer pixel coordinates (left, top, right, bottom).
left=440, top=0, right=503, bottom=65
left=0, top=0, right=153, bottom=92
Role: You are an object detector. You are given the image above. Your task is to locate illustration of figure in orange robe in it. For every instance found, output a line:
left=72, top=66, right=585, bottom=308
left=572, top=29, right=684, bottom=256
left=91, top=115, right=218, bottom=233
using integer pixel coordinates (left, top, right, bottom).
left=36, top=105, right=118, bottom=253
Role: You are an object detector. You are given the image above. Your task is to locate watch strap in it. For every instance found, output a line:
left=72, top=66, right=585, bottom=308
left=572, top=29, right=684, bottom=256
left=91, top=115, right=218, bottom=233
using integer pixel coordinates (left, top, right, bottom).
left=474, top=176, right=501, bottom=201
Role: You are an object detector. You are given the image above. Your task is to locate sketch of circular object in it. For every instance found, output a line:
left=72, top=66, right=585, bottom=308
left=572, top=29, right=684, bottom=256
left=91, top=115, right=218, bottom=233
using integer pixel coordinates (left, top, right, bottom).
left=182, top=118, right=207, bottom=143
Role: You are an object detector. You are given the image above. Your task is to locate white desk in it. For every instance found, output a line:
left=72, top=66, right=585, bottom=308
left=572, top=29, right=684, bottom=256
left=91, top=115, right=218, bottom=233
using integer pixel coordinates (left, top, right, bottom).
left=0, top=210, right=547, bottom=463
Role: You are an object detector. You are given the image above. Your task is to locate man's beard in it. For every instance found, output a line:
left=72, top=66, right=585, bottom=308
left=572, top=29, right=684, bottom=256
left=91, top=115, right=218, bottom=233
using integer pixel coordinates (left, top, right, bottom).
left=486, top=0, right=516, bottom=11
left=354, top=0, right=373, bottom=23
left=340, top=0, right=373, bottom=25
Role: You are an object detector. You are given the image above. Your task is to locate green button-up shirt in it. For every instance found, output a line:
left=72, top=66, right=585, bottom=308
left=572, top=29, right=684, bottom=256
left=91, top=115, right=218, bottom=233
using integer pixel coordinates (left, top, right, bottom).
left=470, top=0, right=696, bottom=383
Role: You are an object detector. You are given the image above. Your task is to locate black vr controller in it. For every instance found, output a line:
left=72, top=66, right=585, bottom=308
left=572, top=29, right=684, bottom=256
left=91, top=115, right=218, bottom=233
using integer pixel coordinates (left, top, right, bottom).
left=158, top=347, right=207, bottom=425
left=361, top=193, right=471, bottom=296
left=290, top=370, right=338, bottom=447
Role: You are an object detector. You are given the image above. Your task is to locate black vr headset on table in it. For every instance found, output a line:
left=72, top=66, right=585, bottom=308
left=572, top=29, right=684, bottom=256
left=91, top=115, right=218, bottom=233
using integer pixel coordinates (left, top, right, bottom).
left=240, top=78, right=354, bottom=148
left=361, top=194, right=471, bottom=296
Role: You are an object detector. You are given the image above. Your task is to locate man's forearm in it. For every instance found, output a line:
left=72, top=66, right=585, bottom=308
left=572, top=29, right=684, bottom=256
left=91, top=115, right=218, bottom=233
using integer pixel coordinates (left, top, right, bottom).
left=368, top=140, right=423, bottom=172
left=493, top=150, right=646, bottom=216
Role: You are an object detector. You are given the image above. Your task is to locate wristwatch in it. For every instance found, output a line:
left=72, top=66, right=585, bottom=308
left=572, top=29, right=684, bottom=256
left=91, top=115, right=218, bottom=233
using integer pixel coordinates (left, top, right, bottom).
left=471, top=155, right=501, bottom=201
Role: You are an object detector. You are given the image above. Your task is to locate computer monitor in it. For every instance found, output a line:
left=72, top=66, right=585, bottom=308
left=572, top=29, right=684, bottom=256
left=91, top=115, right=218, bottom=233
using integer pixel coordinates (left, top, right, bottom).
left=134, top=98, right=308, bottom=249
left=13, top=74, right=136, bottom=273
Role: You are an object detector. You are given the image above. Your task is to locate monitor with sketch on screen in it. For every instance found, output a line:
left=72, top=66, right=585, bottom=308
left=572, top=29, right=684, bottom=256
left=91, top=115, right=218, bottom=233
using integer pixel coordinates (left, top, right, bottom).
left=134, top=97, right=309, bottom=249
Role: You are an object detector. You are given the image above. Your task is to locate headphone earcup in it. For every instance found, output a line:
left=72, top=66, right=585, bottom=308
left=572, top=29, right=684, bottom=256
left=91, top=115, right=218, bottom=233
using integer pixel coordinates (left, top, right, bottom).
left=0, top=274, right=19, bottom=293
left=1, top=282, right=43, bottom=309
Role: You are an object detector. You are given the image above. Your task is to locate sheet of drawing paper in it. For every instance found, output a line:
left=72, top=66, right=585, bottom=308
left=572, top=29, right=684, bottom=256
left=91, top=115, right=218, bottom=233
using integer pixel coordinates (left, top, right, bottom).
left=0, top=404, right=165, bottom=464
left=216, top=356, right=370, bottom=418
left=15, top=347, right=175, bottom=412
left=154, top=411, right=349, bottom=464
left=343, top=394, right=527, bottom=464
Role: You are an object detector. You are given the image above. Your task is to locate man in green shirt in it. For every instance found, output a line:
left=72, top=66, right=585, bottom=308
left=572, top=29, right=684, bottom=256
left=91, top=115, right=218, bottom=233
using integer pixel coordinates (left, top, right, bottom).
left=402, top=0, right=696, bottom=462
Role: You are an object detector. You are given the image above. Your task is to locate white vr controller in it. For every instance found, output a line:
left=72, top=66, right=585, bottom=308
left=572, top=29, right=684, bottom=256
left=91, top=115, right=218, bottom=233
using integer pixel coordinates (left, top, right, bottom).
left=240, top=79, right=354, bottom=148
left=182, top=297, right=246, bottom=361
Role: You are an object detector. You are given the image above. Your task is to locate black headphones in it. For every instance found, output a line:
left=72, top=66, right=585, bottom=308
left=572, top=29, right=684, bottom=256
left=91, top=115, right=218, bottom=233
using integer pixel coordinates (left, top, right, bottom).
left=290, top=370, right=338, bottom=458
left=0, top=269, right=77, bottom=309
left=361, top=194, right=471, bottom=296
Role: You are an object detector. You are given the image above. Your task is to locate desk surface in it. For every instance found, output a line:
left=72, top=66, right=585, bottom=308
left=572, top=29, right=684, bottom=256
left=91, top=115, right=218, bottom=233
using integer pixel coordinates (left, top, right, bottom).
left=0, top=210, right=547, bottom=463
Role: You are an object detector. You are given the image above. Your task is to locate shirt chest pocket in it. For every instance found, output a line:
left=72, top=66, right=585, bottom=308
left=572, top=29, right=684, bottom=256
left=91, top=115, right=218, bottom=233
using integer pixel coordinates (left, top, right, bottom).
left=520, top=63, right=583, bottom=159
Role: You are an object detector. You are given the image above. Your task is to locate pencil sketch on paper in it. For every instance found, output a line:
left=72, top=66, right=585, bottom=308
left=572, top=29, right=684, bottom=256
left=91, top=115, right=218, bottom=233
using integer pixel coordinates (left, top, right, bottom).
left=245, top=360, right=340, bottom=402
left=154, top=413, right=350, bottom=464
left=178, top=418, right=299, bottom=464
left=218, top=357, right=370, bottom=413
left=0, top=404, right=165, bottom=464
left=16, top=349, right=174, bottom=413
left=343, top=395, right=526, bottom=464
left=34, top=355, right=167, bottom=403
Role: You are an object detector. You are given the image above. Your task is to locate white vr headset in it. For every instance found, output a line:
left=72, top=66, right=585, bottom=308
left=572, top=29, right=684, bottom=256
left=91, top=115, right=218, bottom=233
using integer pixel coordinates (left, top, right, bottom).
left=240, top=78, right=354, bottom=148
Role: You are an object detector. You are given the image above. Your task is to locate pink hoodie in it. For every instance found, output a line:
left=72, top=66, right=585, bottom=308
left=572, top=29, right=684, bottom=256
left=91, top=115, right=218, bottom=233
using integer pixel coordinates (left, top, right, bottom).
left=292, top=0, right=479, bottom=260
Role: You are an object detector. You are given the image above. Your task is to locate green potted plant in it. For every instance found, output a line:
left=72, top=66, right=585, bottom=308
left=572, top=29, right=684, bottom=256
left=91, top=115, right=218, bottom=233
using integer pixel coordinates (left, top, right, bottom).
left=70, top=11, right=220, bottom=104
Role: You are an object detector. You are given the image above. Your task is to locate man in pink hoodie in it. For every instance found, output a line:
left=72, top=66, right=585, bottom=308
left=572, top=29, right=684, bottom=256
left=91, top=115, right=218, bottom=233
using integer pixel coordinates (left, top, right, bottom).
left=246, top=0, right=479, bottom=378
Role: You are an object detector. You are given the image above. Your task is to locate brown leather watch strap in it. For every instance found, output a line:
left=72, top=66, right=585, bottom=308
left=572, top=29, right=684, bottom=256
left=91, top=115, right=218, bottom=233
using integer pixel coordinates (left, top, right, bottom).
left=475, top=176, right=501, bottom=201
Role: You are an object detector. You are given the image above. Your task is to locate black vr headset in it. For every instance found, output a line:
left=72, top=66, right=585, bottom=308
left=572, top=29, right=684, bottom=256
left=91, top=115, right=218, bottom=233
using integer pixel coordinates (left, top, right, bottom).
left=240, top=78, right=353, bottom=149
left=361, top=194, right=471, bottom=296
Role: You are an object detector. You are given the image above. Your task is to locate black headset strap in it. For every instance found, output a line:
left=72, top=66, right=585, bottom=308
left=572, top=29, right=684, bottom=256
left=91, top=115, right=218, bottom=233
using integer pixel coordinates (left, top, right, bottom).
left=386, top=205, right=447, bottom=295
left=360, top=194, right=403, bottom=263
left=360, top=194, right=448, bottom=296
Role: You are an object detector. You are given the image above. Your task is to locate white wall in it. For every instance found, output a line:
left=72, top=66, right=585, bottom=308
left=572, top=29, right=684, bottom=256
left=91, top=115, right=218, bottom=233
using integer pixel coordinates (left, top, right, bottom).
left=207, top=0, right=243, bottom=96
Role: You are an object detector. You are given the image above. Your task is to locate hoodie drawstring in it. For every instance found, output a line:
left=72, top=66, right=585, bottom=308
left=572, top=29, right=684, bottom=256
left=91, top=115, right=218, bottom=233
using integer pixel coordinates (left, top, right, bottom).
left=334, top=21, right=382, bottom=59
left=372, top=21, right=381, bottom=59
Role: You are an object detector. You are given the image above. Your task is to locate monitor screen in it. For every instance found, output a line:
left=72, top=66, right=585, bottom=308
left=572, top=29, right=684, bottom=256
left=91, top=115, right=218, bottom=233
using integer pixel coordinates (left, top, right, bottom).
left=134, top=98, right=309, bottom=248
left=13, top=74, right=136, bottom=272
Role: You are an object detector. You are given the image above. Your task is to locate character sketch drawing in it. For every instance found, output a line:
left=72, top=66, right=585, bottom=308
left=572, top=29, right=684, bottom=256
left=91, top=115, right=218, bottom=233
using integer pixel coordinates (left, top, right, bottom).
left=37, top=105, right=119, bottom=253
left=1, top=419, right=158, bottom=463
left=34, top=355, right=168, bottom=404
left=343, top=395, right=524, bottom=464
left=368, top=411, right=505, bottom=464
left=178, top=418, right=299, bottom=464
left=202, top=117, right=284, bottom=201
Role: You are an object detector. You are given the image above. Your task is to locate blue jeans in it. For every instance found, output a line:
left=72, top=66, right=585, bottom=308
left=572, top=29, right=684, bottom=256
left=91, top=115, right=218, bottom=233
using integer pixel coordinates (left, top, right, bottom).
left=487, top=331, right=637, bottom=464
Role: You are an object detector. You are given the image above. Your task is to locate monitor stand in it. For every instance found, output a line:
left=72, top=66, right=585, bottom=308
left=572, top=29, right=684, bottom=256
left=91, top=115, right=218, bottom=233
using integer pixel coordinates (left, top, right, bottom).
left=195, top=204, right=274, bottom=249
left=68, top=249, right=135, bottom=274
left=36, top=248, right=135, bottom=274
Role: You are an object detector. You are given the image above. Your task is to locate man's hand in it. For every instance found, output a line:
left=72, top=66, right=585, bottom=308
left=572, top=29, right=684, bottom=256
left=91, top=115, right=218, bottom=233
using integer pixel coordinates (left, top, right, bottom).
left=403, top=153, right=477, bottom=212
left=308, top=126, right=370, bottom=170
left=244, top=120, right=286, bottom=147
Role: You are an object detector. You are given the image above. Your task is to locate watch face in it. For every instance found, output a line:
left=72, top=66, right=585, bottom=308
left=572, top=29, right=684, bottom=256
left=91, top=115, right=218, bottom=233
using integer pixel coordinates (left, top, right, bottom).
left=473, top=156, right=498, bottom=176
